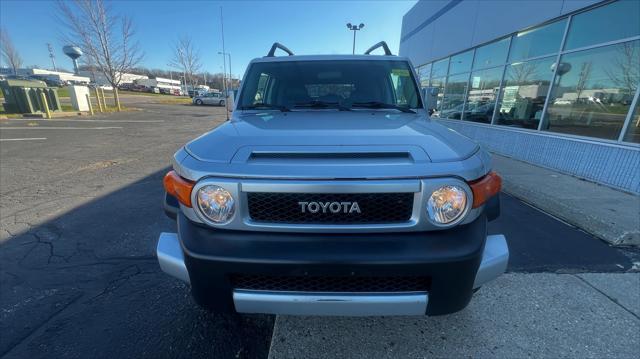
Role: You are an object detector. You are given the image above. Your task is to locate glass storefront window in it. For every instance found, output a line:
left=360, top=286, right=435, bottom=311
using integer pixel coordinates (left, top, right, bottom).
left=495, top=56, right=556, bottom=129
left=473, top=37, right=510, bottom=70
left=464, top=66, right=503, bottom=123
left=564, top=0, right=640, bottom=51
left=437, top=73, right=469, bottom=119
left=429, top=76, right=446, bottom=111
left=543, top=40, right=640, bottom=140
left=431, top=58, right=450, bottom=78
left=509, top=19, right=566, bottom=62
left=417, top=63, right=431, bottom=88
left=449, top=50, right=474, bottom=74
left=623, top=97, right=640, bottom=143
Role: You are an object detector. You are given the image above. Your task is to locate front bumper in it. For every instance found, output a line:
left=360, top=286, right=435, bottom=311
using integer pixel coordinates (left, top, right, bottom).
left=157, top=213, right=508, bottom=316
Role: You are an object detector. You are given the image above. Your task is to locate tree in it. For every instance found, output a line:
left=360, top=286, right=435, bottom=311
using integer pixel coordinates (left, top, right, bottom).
left=57, top=0, right=143, bottom=110
left=604, top=42, right=639, bottom=96
left=508, top=61, right=539, bottom=85
left=0, top=27, right=23, bottom=75
left=575, top=62, right=592, bottom=102
left=169, top=36, right=202, bottom=91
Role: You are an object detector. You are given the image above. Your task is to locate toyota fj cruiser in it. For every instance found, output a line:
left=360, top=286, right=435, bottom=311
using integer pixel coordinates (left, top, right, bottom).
left=158, top=42, right=508, bottom=316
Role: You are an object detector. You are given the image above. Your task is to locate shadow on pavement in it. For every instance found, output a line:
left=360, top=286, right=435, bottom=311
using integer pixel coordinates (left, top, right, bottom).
left=1, top=168, right=632, bottom=358
left=490, top=194, right=633, bottom=273
left=0, top=168, right=274, bottom=359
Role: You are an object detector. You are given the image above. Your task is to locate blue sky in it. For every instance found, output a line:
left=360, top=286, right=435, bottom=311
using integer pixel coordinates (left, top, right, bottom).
left=0, top=0, right=417, bottom=77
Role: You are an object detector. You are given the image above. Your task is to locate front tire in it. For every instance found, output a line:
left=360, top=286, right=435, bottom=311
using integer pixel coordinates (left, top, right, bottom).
left=195, top=99, right=203, bottom=105
left=219, top=100, right=225, bottom=107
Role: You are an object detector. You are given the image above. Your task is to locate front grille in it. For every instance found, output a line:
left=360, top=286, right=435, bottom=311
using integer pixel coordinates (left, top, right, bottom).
left=232, top=275, right=430, bottom=293
left=247, top=192, right=414, bottom=224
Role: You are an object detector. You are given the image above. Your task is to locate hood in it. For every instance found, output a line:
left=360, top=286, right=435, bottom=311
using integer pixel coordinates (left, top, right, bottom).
left=184, top=111, right=478, bottom=164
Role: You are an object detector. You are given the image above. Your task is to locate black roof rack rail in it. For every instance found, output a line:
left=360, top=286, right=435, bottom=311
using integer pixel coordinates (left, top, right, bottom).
left=364, top=41, right=393, bottom=56
left=266, top=42, right=294, bottom=57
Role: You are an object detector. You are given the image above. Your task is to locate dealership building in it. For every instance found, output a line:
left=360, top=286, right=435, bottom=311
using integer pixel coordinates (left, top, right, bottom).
left=400, top=0, right=639, bottom=193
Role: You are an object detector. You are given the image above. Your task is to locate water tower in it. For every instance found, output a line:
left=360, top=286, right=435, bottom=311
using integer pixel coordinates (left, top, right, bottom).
left=63, top=45, right=83, bottom=73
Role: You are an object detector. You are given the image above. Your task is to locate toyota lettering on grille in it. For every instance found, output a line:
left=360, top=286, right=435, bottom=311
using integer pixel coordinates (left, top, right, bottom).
left=298, top=201, right=362, bottom=214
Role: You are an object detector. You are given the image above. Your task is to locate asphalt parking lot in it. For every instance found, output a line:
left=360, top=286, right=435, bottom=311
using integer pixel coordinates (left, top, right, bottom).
left=1, top=97, right=638, bottom=358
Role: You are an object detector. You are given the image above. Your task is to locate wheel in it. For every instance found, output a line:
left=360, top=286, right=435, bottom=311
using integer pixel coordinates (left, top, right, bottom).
left=195, top=99, right=203, bottom=105
left=219, top=100, right=225, bottom=107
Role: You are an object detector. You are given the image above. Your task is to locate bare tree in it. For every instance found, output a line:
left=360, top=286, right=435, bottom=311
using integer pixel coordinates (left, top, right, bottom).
left=169, top=36, right=202, bottom=91
left=57, top=0, right=143, bottom=110
left=0, top=27, right=23, bottom=75
left=575, top=62, right=592, bottom=102
left=508, top=62, right=539, bottom=84
left=604, top=42, right=639, bottom=96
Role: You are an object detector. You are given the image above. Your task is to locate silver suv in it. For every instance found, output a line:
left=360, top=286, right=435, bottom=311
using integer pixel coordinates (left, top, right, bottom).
left=158, top=42, right=508, bottom=316
left=192, top=91, right=225, bottom=106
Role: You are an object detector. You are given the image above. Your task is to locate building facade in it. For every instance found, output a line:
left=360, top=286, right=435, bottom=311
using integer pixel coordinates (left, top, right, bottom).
left=400, top=0, right=640, bottom=193
left=0, top=68, right=90, bottom=84
left=78, top=70, right=148, bottom=86
left=135, top=77, right=182, bottom=92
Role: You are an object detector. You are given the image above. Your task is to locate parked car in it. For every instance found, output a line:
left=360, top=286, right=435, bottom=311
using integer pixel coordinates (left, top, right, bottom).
left=118, top=83, right=134, bottom=91
left=29, top=75, right=67, bottom=87
left=88, top=84, right=113, bottom=91
left=188, top=89, right=208, bottom=98
left=192, top=92, right=225, bottom=106
left=158, top=42, right=507, bottom=317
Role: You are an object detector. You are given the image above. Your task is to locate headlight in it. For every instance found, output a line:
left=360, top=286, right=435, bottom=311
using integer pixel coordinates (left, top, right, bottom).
left=426, top=185, right=468, bottom=225
left=196, top=185, right=235, bottom=223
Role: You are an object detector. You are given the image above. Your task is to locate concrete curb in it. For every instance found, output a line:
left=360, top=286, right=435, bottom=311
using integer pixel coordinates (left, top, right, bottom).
left=493, top=154, right=640, bottom=247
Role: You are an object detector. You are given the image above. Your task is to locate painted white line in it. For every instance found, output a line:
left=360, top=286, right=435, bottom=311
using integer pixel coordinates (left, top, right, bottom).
left=0, top=137, right=47, bottom=141
left=0, top=127, right=123, bottom=130
left=3, top=119, right=164, bottom=123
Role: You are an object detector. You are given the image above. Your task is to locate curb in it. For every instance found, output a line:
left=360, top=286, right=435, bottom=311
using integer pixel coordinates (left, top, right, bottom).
left=501, top=179, right=640, bottom=247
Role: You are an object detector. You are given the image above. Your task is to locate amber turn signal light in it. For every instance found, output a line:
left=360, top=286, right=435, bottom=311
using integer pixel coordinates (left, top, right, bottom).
left=163, top=171, right=195, bottom=207
left=468, top=171, right=502, bottom=208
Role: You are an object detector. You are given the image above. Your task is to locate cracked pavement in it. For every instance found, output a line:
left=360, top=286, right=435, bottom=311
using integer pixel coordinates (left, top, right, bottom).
left=0, top=100, right=274, bottom=358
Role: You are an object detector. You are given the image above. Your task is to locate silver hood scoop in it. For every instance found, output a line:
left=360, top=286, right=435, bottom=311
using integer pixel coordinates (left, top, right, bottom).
left=186, top=111, right=478, bottom=162
left=177, top=111, right=489, bottom=181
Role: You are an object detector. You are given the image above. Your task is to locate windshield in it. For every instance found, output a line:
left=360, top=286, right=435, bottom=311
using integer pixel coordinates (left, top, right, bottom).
left=238, top=60, right=422, bottom=111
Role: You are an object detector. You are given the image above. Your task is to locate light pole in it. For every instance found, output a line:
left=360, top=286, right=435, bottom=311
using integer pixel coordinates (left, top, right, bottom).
left=218, top=51, right=232, bottom=90
left=220, top=6, right=230, bottom=120
left=346, top=23, right=364, bottom=55
left=47, top=43, right=57, bottom=71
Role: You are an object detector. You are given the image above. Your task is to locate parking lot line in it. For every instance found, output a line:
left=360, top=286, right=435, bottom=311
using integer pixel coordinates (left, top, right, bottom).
left=0, top=137, right=47, bottom=141
left=0, top=127, right=123, bottom=130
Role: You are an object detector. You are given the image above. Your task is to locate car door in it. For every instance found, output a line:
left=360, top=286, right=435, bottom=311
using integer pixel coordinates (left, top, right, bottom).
left=202, top=93, right=214, bottom=105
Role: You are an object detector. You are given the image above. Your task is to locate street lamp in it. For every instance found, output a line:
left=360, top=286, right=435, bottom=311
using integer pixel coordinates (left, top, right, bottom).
left=218, top=51, right=232, bottom=90
left=346, top=22, right=365, bottom=55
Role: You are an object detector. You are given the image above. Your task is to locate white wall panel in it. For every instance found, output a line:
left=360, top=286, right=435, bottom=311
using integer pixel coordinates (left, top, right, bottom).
left=400, top=0, right=607, bottom=64
left=430, top=0, right=478, bottom=60
left=471, top=1, right=562, bottom=45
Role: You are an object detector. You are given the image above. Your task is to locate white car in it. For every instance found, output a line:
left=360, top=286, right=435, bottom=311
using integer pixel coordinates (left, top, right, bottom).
left=192, top=92, right=226, bottom=106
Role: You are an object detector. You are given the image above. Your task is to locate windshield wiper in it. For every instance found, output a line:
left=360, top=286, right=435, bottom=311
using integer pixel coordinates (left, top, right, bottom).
left=352, top=101, right=416, bottom=113
left=240, top=103, right=290, bottom=112
left=294, top=100, right=351, bottom=111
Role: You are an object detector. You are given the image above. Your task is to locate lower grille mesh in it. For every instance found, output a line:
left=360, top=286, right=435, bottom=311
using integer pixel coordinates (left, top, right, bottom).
left=232, top=275, right=430, bottom=293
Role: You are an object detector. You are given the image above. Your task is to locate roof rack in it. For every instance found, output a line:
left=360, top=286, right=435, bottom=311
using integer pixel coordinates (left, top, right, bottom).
left=266, top=42, right=294, bottom=57
left=364, top=41, right=393, bottom=56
